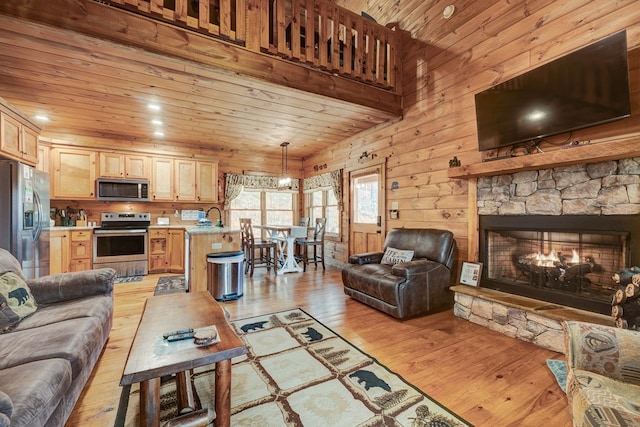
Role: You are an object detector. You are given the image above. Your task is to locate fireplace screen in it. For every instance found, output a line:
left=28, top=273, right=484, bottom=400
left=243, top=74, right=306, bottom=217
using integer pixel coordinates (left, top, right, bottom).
left=480, top=215, right=640, bottom=314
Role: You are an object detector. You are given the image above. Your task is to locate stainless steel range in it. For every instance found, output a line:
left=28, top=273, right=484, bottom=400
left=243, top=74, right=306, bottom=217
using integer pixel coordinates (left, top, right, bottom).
left=93, top=212, right=150, bottom=277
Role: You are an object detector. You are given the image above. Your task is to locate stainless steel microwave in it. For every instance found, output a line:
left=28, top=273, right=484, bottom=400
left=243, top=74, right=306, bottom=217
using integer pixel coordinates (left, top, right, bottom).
left=96, top=178, right=150, bottom=202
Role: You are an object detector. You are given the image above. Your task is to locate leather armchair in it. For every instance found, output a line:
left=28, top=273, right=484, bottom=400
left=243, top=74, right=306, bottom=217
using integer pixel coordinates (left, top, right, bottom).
left=342, top=228, right=457, bottom=319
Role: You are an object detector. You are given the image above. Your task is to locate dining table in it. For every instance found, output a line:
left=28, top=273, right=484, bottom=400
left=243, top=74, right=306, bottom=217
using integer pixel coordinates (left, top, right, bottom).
left=253, top=224, right=309, bottom=273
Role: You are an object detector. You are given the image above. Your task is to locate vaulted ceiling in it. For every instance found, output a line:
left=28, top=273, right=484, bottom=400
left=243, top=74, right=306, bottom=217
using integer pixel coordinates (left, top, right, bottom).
left=0, top=0, right=404, bottom=159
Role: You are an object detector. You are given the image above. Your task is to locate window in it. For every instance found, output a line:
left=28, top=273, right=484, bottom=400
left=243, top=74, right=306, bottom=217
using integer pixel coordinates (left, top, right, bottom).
left=305, top=188, right=339, bottom=236
left=230, top=189, right=296, bottom=231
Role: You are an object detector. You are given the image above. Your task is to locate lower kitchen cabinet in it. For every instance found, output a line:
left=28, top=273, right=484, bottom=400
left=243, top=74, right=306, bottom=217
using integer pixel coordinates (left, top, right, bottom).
left=49, top=228, right=93, bottom=274
left=148, top=228, right=184, bottom=273
left=49, top=230, right=70, bottom=275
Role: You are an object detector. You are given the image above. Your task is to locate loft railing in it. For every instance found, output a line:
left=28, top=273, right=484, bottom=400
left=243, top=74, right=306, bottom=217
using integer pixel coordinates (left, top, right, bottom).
left=101, top=0, right=401, bottom=91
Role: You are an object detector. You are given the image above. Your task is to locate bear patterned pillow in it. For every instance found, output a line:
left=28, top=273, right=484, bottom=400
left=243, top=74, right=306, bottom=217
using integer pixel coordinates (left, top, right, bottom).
left=0, top=272, right=37, bottom=332
left=381, top=247, right=415, bottom=265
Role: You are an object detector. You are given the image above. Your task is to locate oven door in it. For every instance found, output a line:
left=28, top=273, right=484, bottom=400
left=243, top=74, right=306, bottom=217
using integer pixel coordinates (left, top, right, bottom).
left=93, top=229, right=148, bottom=264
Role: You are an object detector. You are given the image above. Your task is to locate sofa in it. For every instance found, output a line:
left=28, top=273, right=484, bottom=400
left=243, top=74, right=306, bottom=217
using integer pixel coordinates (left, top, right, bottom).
left=564, top=321, right=640, bottom=427
left=0, top=248, right=115, bottom=427
left=342, top=228, right=456, bottom=319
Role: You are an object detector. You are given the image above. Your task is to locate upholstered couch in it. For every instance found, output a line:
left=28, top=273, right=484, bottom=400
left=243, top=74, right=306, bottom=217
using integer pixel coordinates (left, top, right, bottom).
left=0, top=248, right=115, bottom=427
left=342, top=228, right=456, bottom=319
left=564, top=321, right=640, bottom=427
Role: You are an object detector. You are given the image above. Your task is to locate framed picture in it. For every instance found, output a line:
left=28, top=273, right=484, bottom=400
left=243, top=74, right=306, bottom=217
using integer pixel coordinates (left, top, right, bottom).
left=460, top=262, right=483, bottom=287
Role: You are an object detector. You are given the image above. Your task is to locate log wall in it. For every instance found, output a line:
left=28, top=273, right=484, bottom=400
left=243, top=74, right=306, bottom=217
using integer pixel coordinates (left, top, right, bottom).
left=310, top=0, right=640, bottom=269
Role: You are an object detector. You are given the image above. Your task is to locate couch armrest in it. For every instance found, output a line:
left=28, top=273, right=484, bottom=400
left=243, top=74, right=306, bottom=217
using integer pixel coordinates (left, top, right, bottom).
left=391, top=259, right=448, bottom=278
left=564, top=321, right=640, bottom=385
left=348, top=252, right=384, bottom=265
left=0, top=391, right=12, bottom=427
left=26, top=268, right=116, bottom=305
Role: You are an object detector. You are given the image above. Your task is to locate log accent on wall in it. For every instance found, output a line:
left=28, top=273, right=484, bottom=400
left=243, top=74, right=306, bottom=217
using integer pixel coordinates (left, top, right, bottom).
left=306, top=0, right=640, bottom=269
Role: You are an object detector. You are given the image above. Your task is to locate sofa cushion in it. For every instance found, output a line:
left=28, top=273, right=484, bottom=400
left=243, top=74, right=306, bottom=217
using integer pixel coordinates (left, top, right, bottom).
left=0, top=249, right=25, bottom=281
left=11, top=294, right=113, bottom=333
left=0, top=317, right=104, bottom=379
left=567, top=368, right=640, bottom=427
left=381, top=247, right=414, bottom=265
left=0, top=359, right=73, bottom=427
left=0, top=272, right=37, bottom=332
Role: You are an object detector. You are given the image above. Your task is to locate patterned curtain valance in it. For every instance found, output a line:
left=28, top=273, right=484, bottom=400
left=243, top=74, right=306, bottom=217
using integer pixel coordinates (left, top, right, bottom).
left=303, top=169, right=344, bottom=211
left=223, top=173, right=300, bottom=210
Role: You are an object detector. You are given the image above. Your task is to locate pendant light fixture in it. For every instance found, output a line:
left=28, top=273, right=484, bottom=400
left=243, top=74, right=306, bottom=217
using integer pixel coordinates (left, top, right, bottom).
left=278, top=142, right=292, bottom=190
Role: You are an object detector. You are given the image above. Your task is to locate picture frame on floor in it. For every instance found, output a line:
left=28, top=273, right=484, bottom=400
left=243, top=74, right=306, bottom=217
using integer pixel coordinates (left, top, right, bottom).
left=460, top=262, right=483, bottom=286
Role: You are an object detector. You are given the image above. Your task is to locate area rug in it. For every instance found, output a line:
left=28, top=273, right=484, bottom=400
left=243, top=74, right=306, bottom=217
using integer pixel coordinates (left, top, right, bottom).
left=114, top=276, right=143, bottom=284
left=117, top=308, right=471, bottom=426
left=153, top=275, right=186, bottom=295
left=546, top=359, right=567, bottom=393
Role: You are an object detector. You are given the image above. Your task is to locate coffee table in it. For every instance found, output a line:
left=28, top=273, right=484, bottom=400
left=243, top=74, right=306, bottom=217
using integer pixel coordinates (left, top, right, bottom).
left=120, top=291, right=247, bottom=427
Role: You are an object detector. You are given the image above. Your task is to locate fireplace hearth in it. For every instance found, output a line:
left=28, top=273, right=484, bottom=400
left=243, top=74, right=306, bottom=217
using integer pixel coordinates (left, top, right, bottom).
left=479, top=215, right=640, bottom=315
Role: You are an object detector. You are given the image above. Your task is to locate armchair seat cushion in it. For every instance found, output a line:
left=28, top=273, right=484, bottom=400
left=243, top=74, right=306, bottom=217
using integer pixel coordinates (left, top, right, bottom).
left=568, top=369, right=640, bottom=426
left=342, top=263, right=407, bottom=302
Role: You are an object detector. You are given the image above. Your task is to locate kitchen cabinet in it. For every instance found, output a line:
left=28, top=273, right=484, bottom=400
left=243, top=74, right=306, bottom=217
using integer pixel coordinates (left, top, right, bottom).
left=0, top=110, right=39, bottom=166
left=175, top=159, right=196, bottom=201
left=148, top=228, right=184, bottom=273
left=37, top=144, right=50, bottom=173
left=99, top=152, right=149, bottom=179
left=51, top=148, right=96, bottom=199
left=69, top=230, right=92, bottom=272
left=50, top=229, right=93, bottom=273
left=49, top=230, right=70, bottom=275
left=196, top=161, right=218, bottom=202
left=150, top=157, right=174, bottom=201
left=187, top=230, right=242, bottom=293
left=167, top=228, right=185, bottom=272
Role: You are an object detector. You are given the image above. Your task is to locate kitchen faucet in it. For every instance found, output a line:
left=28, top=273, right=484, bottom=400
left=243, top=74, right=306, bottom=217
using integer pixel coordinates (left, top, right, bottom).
left=205, top=206, right=224, bottom=227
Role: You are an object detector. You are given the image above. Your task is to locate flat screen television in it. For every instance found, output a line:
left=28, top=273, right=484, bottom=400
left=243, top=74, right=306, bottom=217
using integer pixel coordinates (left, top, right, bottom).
left=475, top=30, right=631, bottom=152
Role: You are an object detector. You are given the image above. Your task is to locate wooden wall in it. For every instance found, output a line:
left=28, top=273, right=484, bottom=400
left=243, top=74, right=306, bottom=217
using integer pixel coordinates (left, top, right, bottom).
left=309, top=0, right=640, bottom=268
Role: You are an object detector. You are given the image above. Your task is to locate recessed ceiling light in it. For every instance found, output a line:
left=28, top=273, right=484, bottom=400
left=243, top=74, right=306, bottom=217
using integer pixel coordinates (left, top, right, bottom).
left=154, top=131, right=165, bottom=137
left=34, top=114, right=49, bottom=122
left=443, top=5, right=455, bottom=19
left=151, top=119, right=163, bottom=125
left=148, top=103, right=161, bottom=111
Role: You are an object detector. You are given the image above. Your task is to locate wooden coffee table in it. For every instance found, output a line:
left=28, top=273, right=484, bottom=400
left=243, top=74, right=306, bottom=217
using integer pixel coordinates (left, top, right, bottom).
left=120, top=291, right=247, bottom=427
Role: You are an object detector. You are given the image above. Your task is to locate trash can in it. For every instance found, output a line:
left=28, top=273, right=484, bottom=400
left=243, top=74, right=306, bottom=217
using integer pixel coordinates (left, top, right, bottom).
left=207, top=251, right=244, bottom=301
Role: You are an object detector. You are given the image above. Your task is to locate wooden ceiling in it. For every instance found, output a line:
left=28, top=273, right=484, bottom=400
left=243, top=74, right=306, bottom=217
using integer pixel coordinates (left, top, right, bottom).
left=0, top=7, right=400, bottom=159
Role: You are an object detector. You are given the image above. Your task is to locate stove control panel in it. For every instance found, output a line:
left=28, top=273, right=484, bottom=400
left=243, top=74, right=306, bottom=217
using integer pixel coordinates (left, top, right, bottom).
left=101, top=212, right=150, bottom=222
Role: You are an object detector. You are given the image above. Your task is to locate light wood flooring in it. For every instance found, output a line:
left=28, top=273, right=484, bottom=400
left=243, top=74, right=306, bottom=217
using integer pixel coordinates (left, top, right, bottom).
left=66, top=266, right=571, bottom=426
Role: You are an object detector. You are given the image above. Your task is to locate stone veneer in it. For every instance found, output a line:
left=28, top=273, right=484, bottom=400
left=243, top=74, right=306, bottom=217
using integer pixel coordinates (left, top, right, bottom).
left=477, top=157, right=640, bottom=215
left=451, top=286, right=614, bottom=354
left=452, top=156, right=636, bottom=353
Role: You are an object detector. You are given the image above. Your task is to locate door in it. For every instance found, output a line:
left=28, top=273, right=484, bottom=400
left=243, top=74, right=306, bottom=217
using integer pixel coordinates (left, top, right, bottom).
left=349, top=164, right=385, bottom=255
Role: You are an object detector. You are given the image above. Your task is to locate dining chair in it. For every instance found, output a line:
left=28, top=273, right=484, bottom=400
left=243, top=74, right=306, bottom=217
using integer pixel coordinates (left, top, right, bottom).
left=239, top=218, right=278, bottom=277
left=295, top=218, right=327, bottom=272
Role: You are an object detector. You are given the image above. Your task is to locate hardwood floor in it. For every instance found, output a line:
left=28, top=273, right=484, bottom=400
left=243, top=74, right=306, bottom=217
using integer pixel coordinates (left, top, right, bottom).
left=67, top=266, right=571, bottom=426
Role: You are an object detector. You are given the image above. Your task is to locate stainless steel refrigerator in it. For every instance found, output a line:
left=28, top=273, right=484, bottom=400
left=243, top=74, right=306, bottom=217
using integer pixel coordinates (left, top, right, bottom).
left=0, top=160, right=50, bottom=279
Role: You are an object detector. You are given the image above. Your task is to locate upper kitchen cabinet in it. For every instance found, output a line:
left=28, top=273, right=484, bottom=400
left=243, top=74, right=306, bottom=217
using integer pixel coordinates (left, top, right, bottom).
left=151, top=157, right=174, bottom=201
left=99, top=152, right=149, bottom=179
left=175, top=159, right=196, bottom=202
left=0, top=99, right=40, bottom=166
left=196, top=161, right=218, bottom=202
left=51, top=147, right=96, bottom=199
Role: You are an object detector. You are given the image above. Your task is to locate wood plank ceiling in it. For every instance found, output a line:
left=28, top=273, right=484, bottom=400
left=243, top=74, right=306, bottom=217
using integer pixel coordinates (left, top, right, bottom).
left=0, top=10, right=400, bottom=159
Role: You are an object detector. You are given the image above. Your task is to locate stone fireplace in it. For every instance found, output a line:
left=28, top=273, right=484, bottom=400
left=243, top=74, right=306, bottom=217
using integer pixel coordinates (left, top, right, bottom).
left=479, top=214, right=640, bottom=315
left=453, top=157, right=640, bottom=352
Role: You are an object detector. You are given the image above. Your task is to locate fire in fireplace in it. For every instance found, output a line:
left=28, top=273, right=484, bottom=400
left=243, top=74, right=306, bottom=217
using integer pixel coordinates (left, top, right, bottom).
left=479, top=215, right=640, bottom=314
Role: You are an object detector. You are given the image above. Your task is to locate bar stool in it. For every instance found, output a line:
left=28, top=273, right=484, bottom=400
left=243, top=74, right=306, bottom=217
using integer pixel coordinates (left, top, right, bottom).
left=239, top=218, right=277, bottom=277
left=295, top=218, right=326, bottom=272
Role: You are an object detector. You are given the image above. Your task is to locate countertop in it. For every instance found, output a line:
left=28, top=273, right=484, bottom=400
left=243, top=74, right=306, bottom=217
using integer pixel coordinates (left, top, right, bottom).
left=49, top=225, right=240, bottom=234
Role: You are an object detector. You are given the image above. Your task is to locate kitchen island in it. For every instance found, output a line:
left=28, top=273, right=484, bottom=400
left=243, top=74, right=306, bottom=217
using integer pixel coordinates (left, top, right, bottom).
left=184, top=226, right=242, bottom=293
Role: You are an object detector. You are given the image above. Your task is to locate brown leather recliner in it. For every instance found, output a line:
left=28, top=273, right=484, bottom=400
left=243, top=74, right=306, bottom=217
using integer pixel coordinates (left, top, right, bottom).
left=342, top=228, right=457, bottom=319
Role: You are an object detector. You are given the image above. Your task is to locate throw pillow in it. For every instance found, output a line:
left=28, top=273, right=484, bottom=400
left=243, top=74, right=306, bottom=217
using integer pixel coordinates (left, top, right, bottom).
left=0, top=272, right=37, bottom=332
left=381, top=247, right=414, bottom=265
